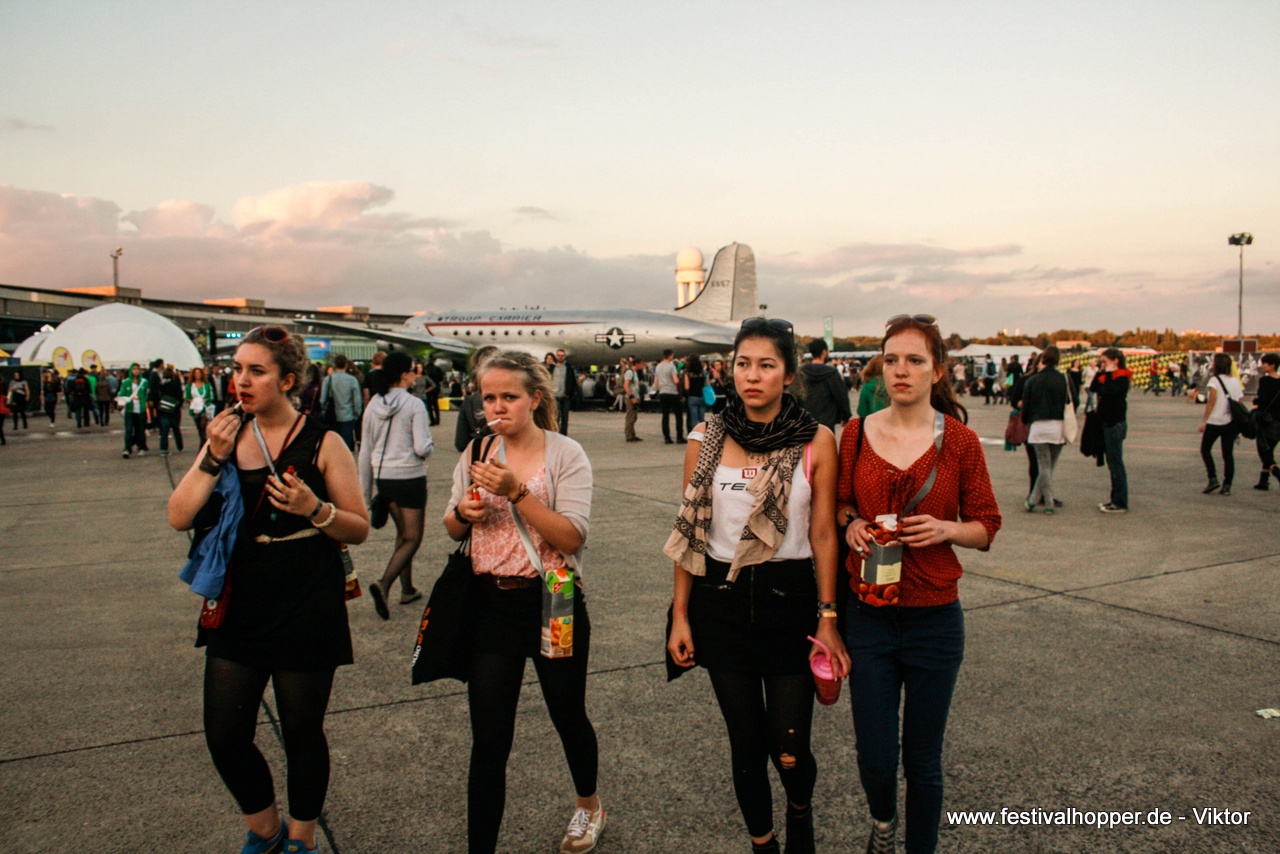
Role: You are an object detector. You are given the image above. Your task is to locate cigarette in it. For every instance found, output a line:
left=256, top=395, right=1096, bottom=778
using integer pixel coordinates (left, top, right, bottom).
left=486, top=419, right=502, bottom=426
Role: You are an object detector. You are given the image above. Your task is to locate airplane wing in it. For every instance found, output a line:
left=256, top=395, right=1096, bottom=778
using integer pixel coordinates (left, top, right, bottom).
left=300, top=318, right=473, bottom=356
left=676, top=330, right=737, bottom=348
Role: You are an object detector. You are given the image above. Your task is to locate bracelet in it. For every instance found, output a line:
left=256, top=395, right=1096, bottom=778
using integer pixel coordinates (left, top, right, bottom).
left=838, top=508, right=859, bottom=526
left=818, top=602, right=837, bottom=612
left=510, top=483, right=529, bottom=504
left=453, top=506, right=471, bottom=526
left=311, top=502, right=338, bottom=529
left=198, top=453, right=224, bottom=476
left=307, top=499, right=324, bottom=519
left=819, top=611, right=839, bottom=620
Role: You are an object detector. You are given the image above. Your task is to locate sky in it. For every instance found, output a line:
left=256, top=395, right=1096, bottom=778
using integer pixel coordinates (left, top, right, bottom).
left=2, top=0, right=1278, bottom=338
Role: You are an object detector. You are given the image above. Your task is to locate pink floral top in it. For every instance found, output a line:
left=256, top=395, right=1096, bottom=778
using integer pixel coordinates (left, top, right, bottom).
left=470, top=468, right=566, bottom=579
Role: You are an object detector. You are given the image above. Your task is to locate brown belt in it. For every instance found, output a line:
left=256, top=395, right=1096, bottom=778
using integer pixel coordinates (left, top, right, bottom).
left=481, top=574, right=540, bottom=590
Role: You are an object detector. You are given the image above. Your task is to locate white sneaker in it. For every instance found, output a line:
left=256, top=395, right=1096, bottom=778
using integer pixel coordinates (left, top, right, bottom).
left=560, top=805, right=605, bottom=854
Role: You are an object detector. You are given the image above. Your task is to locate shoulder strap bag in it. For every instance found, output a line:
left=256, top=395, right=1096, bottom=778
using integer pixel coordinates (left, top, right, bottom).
left=411, top=435, right=495, bottom=684
left=1216, top=376, right=1256, bottom=440
left=498, top=440, right=576, bottom=659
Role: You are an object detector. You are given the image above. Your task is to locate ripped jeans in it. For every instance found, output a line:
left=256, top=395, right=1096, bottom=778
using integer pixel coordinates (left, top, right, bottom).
left=690, top=558, right=820, bottom=838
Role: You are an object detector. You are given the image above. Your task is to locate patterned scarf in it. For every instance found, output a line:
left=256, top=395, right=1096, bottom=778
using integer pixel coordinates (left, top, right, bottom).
left=664, top=394, right=819, bottom=581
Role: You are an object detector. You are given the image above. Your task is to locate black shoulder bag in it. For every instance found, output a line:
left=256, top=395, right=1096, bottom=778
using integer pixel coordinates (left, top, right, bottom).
left=1217, top=376, right=1256, bottom=440
left=411, top=435, right=494, bottom=685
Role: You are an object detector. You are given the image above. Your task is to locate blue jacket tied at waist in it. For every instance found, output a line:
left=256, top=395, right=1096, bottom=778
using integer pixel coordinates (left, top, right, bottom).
left=178, top=461, right=244, bottom=599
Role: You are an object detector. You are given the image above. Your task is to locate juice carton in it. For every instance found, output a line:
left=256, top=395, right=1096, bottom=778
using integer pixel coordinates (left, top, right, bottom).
left=540, top=567, right=575, bottom=658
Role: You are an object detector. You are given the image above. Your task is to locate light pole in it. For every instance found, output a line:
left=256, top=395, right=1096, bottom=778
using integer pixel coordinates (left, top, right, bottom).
left=110, top=247, right=123, bottom=288
left=1227, top=233, right=1252, bottom=341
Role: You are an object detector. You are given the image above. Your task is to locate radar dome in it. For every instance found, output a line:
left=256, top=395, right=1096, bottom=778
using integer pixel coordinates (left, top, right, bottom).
left=675, top=245, right=704, bottom=271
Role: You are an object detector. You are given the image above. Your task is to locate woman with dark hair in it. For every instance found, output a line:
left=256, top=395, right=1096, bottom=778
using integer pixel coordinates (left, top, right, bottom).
left=1199, top=353, right=1244, bottom=495
left=360, top=351, right=433, bottom=617
left=454, top=345, right=500, bottom=453
left=1020, top=346, right=1068, bottom=514
left=1253, top=353, right=1280, bottom=490
left=158, top=366, right=186, bottom=455
left=444, top=350, right=602, bottom=854
left=1090, top=347, right=1131, bottom=512
left=667, top=317, right=848, bottom=853
left=168, top=325, right=369, bottom=854
left=682, top=353, right=708, bottom=429
left=297, top=364, right=323, bottom=420
left=835, top=315, right=1001, bottom=854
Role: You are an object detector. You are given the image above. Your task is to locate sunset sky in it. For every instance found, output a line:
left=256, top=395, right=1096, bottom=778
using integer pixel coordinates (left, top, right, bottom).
left=3, top=0, right=1277, bottom=338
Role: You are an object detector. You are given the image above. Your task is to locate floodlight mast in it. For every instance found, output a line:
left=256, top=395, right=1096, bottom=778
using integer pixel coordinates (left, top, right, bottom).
left=110, top=247, right=123, bottom=289
left=1228, top=233, right=1253, bottom=341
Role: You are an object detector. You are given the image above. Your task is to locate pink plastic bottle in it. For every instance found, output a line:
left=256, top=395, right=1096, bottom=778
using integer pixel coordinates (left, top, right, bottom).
left=807, top=634, right=842, bottom=705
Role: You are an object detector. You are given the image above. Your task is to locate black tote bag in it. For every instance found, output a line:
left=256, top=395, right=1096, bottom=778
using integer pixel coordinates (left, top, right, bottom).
left=411, top=436, right=494, bottom=685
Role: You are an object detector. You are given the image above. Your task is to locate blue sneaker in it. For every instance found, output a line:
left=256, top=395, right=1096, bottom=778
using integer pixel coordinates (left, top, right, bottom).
left=282, top=841, right=319, bottom=853
left=241, top=824, right=286, bottom=854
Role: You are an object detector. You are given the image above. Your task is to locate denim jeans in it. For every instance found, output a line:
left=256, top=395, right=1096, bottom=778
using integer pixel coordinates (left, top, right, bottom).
left=123, top=410, right=148, bottom=453
left=557, top=396, right=571, bottom=435
left=335, top=420, right=356, bottom=451
left=687, top=397, right=707, bottom=431
left=1102, top=421, right=1128, bottom=508
left=845, top=599, right=964, bottom=854
left=659, top=393, right=684, bottom=441
left=158, top=412, right=184, bottom=452
left=1029, top=442, right=1063, bottom=507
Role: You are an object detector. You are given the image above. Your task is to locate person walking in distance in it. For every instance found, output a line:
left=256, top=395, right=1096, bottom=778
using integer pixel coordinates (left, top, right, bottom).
left=801, top=339, right=853, bottom=431
left=623, top=357, right=643, bottom=443
left=320, top=354, right=362, bottom=451
left=1251, top=353, right=1280, bottom=490
left=1090, top=348, right=1131, bottom=513
left=1198, top=353, right=1244, bottom=496
left=359, top=352, right=433, bottom=617
left=655, top=349, right=685, bottom=444
left=551, top=348, right=579, bottom=436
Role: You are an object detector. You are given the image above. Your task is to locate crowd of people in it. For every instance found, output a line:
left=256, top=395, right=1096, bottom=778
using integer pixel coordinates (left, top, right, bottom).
left=5, top=322, right=1276, bottom=853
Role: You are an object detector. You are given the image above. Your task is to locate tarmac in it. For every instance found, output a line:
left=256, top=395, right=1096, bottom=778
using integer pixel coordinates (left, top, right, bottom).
left=0, top=394, right=1277, bottom=853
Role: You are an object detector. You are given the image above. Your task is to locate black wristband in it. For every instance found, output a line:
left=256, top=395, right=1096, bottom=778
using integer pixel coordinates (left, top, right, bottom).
left=308, top=499, right=324, bottom=519
left=198, top=454, right=224, bottom=476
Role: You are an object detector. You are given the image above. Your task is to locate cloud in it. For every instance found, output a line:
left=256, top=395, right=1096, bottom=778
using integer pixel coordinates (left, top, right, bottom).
left=1, top=181, right=1271, bottom=338
left=3, top=118, right=55, bottom=132
left=513, top=206, right=558, bottom=222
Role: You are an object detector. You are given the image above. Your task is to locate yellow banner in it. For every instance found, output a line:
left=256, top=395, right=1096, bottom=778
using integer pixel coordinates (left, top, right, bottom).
left=52, top=347, right=74, bottom=376
left=82, top=350, right=101, bottom=370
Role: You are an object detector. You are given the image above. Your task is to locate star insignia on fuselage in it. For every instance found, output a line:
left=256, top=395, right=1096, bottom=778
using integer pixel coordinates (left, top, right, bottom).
left=595, top=327, right=636, bottom=349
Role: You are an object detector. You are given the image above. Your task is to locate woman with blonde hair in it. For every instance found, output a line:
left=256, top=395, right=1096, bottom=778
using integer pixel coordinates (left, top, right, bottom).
left=444, top=350, right=603, bottom=854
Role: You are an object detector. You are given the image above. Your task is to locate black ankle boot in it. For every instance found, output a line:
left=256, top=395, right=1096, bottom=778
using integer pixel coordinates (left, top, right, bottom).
left=785, top=804, right=815, bottom=854
left=752, top=835, right=781, bottom=853
left=1255, top=471, right=1271, bottom=491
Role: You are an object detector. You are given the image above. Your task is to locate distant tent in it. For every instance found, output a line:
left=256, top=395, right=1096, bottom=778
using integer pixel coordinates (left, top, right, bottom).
left=948, top=343, right=1042, bottom=364
left=12, top=303, right=203, bottom=370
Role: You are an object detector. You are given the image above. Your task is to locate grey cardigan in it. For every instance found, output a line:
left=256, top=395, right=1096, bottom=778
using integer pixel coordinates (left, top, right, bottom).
left=448, top=430, right=593, bottom=573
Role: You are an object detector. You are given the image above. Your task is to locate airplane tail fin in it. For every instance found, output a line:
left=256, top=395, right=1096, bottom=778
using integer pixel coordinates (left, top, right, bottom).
left=674, top=242, right=757, bottom=323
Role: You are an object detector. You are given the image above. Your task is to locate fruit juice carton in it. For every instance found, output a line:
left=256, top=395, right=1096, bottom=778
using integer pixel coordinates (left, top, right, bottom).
left=540, top=567, right=575, bottom=658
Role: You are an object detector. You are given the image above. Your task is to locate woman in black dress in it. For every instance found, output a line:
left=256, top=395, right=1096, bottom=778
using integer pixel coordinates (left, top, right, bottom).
left=169, top=325, right=368, bottom=854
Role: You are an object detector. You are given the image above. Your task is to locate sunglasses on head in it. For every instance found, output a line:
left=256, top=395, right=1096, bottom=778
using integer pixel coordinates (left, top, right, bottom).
left=885, top=314, right=937, bottom=328
left=248, top=325, right=290, bottom=343
left=739, top=316, right=795, bottom=335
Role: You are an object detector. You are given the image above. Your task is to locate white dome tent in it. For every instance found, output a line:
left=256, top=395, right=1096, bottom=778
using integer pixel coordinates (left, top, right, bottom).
left=14, top=303, right=204, bottom=370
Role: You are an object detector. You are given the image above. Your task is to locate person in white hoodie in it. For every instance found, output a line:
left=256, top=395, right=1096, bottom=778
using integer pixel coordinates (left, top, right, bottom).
left=359, top=352, right=434, bottom=619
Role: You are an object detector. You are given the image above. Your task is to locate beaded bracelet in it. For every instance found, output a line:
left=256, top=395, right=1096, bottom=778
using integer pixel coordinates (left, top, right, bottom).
left=311, top=502, right=338, bottom=529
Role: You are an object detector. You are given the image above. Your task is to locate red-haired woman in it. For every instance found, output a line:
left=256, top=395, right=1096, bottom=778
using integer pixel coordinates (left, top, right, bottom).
left=835, top=315, right=1002, bottom=854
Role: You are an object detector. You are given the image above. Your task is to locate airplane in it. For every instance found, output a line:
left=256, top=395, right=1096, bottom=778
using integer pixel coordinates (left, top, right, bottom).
left=301, top=243, right=760, bottom=366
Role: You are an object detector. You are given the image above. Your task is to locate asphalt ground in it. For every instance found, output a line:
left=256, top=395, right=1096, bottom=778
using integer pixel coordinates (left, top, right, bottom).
left=1, top=394, right=1277, bottom=853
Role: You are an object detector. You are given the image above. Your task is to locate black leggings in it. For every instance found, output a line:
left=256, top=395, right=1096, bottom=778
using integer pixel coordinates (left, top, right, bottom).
left=203, top=656, right=336, bottom=821
left=707, top=669, right=817, bottom=839
left=1201, top=423, right=1239, bottom=486
left=467, top=647, right=598, bottom=854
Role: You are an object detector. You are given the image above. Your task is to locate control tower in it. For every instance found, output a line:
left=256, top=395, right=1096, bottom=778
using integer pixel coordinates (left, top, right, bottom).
left=675, top=245, right=706, bottom=308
